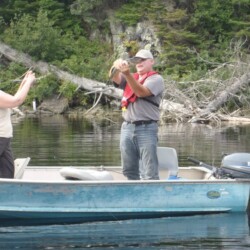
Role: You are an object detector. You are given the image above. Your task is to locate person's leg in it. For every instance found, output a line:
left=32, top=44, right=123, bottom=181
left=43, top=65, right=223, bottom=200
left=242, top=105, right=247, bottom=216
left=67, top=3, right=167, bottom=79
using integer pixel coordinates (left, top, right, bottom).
left=120, top=122, right=140, bottom=180
left=136, top=123, right=159, bottom=180
left=0, top=138, right=15, bottom=178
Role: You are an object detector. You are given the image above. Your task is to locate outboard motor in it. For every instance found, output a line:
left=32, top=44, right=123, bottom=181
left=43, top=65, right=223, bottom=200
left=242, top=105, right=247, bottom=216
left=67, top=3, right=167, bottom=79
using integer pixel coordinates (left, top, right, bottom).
left=221, top=153, right=250, bottom=178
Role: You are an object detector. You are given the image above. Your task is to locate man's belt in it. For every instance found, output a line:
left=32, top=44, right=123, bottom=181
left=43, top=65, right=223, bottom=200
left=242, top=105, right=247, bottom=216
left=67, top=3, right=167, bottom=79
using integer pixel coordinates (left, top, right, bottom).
left=125, top=120, right=157, bottom=126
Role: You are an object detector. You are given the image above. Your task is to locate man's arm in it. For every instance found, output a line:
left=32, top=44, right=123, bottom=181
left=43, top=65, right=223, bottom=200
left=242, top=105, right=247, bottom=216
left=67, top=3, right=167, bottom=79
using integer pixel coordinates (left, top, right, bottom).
left=122, top=72, right=152, bottom=97
left=112, top=59, right=152, bottom=97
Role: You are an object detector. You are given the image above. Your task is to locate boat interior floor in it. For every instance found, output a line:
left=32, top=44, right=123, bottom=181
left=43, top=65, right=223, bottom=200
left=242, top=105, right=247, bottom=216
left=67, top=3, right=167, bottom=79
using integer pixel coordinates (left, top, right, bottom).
left=19, top=165, right=216, bottom=182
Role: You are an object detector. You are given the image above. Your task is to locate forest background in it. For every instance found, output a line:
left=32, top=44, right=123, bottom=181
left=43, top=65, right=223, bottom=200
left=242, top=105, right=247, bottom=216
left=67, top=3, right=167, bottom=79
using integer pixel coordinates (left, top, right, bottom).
left=0, top=0, right=250, bottom=122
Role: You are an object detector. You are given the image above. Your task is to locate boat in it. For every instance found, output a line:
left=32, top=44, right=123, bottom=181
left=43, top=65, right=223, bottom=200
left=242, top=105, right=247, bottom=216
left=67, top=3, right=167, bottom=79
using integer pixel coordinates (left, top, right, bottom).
left=0, top=147, right=250, bottom=226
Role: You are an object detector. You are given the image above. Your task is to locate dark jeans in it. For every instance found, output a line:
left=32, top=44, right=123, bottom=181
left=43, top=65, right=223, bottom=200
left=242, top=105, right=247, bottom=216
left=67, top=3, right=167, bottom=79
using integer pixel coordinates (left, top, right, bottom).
left=0, top=137, right=14, bottom=178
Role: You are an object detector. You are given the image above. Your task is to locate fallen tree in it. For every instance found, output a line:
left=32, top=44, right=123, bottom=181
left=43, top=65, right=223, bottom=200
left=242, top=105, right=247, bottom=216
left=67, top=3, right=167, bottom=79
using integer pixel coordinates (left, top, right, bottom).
left=187, top=71, right=250, bottom=123
left=1, top=41, right=250, bottom=124
left=0, top=41, right=122, bottom=99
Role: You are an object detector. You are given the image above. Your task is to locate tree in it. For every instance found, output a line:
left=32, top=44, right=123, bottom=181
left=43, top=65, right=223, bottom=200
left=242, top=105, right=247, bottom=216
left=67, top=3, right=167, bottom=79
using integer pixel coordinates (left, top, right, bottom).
left=3, top=10, right=67, bottom=61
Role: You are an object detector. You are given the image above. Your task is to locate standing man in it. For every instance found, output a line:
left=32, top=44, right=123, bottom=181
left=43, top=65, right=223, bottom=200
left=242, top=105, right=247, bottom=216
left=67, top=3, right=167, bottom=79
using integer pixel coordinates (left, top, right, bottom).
left=0, top=70, right=36, bottom=178
left=110, top=49, right=165, bottom=180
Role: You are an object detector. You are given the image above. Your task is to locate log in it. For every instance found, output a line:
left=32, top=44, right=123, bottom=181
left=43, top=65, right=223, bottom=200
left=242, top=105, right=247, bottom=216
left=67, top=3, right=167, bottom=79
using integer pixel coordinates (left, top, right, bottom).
left=219, top=115, right=250, bottom=123
left=189, top=73, right=250, bottom=123
left=0, top=41, right=123, bottom=99
left=200, top=73, right=250, bottom=117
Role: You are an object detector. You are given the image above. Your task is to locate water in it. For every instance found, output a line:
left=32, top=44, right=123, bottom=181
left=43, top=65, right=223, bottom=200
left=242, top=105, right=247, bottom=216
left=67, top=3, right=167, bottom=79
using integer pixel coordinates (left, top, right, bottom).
left=11, top=115, right=250, bottom=167
left=5, top=115, right=250, bottom=249
left=0, top=214, right=249, bottom=249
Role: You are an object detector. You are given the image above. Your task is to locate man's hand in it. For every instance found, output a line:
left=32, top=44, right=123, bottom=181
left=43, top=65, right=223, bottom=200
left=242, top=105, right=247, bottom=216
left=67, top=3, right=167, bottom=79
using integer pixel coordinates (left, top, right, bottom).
left=113, top=59, right=130, bottom=75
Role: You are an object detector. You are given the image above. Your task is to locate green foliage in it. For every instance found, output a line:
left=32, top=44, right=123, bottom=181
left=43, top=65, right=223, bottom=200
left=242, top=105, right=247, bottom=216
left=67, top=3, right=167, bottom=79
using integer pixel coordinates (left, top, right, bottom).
left=122, top=40, right=140, bottom=56
left=150, top=3, right=199, bottom=77
left=115, top=0, right=200, bottom=76
left=0, top=16, right=6, bottom=34
left=58, top=81, right=93, bottom=107
left=0, top=0, right=82, bottom=35
left=70, top=0, right=108, bottom=31
left=1, top=4, right=112, bottom=98
left=115, top=0, right=154, bottom=26
left=59, top=81, right=77, bottom=101
left=0, top=62, right=27, bottom=93
left=3, top=10, right=68, bottom=61
left=191, top=0, right=233, bottom=40
left=115, top=0, right=250, bottom=79
left=30, top=75, right=59, bottom=104
left=190, top=0, right=250, bottom=54
left=1, top=0, right=250, bottom=110
left=70, top=0, right=103, bottom=16
left=59, top=36, right=112, bottom=81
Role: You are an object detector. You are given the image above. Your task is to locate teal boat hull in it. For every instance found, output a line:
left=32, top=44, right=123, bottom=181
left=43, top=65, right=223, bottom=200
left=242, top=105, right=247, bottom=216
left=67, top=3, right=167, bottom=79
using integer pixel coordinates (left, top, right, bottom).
left=0, top=179, right=249, bottom=226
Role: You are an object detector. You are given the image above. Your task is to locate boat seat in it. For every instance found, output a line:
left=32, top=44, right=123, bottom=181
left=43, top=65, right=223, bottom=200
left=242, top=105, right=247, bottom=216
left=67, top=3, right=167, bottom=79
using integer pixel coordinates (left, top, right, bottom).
left=60, top=167, right=114, bottom=181
left=157, top=147, right=179, bottom=177
left=14, top=157, right=30, bottom=179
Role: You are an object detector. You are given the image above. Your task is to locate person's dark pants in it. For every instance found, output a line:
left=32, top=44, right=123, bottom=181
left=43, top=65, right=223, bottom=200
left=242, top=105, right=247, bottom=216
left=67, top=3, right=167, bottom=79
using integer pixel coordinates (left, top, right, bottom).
left=0, top=137, right=14, bottom=178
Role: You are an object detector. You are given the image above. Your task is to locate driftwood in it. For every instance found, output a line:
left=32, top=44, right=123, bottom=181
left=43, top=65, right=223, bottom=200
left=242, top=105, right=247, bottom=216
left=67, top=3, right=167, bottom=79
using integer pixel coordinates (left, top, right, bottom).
left=1, top=41, right=250, bottom=124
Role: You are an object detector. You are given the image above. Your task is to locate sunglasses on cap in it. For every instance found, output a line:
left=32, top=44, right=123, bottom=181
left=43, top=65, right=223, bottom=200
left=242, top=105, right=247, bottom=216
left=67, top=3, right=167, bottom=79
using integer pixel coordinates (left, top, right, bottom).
left=133, top=58, right=148, bottom=64
left=128, top=57, right=150, bottom=64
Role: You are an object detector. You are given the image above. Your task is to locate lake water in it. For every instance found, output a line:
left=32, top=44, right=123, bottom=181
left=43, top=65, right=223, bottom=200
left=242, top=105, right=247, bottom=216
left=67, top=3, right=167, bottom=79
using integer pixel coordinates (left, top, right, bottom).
left=11, top=115, right=250, bottom=167
left=0, top=213, right=249, bottom=249
left=4, top=115, right=250, bottom=249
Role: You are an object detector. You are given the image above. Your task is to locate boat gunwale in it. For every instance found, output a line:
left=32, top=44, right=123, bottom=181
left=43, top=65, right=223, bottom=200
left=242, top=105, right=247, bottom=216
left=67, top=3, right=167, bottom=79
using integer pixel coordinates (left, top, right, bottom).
left=1, top=165, right=249, bottom=184
left=0, top=177, right=244, bottom=185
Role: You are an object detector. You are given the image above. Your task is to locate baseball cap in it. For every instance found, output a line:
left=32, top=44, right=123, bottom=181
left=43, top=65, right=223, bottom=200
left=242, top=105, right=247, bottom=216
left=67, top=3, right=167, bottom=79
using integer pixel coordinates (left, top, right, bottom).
left=129, top=49, right=154, bottom=63
left=135, top=49, right=154, bottom=59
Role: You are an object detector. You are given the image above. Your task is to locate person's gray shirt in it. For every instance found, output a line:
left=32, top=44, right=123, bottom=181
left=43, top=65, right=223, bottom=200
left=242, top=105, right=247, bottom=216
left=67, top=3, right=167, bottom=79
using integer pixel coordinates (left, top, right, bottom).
left=122, top=74, right=165, bottom=122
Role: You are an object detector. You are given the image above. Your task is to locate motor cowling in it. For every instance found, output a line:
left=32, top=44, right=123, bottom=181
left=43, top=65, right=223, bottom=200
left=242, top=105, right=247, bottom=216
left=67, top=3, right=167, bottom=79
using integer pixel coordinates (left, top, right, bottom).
left=220, top=153, right=250, bottom=178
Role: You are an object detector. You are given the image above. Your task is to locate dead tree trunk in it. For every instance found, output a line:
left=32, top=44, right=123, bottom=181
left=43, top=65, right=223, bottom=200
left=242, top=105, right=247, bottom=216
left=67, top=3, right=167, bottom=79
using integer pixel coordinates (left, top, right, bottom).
left=0, top=41, right=123, bottom=99
left=189, top=73, right=250, bottom=123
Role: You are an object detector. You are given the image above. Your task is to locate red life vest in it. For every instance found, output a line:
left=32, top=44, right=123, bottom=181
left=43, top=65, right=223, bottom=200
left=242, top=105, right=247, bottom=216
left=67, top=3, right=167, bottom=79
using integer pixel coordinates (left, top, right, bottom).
left=121, top=71, right=158, bottom=109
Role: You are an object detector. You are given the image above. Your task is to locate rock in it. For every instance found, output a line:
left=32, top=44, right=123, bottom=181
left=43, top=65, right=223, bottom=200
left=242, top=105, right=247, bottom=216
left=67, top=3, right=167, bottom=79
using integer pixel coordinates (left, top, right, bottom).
left=39, top=96, right=69, bottom=114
